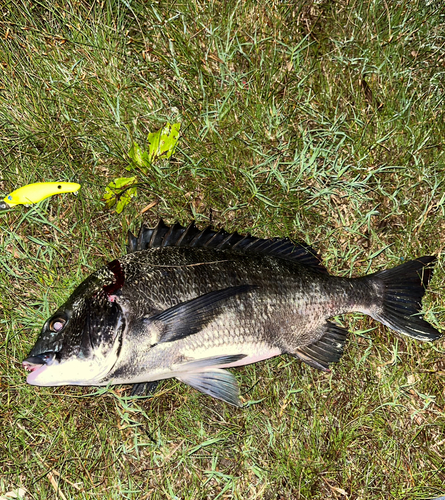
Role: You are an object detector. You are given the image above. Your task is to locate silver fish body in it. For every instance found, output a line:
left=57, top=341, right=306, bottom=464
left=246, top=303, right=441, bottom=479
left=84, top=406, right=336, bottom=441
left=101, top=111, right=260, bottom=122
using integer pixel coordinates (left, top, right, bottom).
left=23, top=221, right=441, bottom=405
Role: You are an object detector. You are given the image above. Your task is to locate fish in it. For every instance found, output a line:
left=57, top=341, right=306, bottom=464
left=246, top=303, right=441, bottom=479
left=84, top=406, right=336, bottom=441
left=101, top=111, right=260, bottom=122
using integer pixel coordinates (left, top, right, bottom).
left=22, top=220, right=441, bottom=406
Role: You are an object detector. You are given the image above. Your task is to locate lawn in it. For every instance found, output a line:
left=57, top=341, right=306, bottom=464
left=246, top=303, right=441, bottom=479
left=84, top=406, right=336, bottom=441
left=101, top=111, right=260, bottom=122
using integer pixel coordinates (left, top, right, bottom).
left=1, top=1, right=444, bottom=498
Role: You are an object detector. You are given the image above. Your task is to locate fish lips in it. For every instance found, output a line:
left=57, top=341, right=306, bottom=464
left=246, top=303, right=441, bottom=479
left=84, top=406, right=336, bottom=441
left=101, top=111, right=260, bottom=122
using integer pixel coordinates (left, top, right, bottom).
left=22, top=351, right=58, bottom=384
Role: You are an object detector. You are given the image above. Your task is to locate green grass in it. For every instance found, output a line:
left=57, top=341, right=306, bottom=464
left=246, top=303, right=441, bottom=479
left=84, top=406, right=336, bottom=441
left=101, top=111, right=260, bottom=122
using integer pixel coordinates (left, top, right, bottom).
left=1, top=0, right=445, bottom=498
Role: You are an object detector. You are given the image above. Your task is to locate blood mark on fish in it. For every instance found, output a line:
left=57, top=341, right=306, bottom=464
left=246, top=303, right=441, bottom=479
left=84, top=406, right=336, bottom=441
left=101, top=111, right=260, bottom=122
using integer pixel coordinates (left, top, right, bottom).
left=103, top=260, right=125, bottom=298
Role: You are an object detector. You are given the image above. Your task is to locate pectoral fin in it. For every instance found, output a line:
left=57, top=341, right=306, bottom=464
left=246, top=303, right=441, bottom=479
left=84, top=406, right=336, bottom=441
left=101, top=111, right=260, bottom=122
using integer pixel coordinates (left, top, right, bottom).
left=147, top=285, right=255, bottom=344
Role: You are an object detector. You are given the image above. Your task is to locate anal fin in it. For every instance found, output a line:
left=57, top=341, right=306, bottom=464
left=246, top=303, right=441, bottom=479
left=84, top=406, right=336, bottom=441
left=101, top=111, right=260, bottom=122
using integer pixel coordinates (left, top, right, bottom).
left=293, top=322, right=348, bottom=371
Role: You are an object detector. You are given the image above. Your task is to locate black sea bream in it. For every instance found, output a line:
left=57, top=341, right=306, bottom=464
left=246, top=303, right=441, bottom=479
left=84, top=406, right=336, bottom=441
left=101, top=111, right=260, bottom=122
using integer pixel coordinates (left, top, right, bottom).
left=23, top=220, right=441, bottom=406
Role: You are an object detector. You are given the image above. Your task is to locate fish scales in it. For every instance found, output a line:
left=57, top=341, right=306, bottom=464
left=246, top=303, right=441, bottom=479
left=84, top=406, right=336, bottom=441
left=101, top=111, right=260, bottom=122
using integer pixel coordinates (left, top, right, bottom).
left=23, top=220, right=441, bottom=406
left=113, top=249, right=347, bottom=362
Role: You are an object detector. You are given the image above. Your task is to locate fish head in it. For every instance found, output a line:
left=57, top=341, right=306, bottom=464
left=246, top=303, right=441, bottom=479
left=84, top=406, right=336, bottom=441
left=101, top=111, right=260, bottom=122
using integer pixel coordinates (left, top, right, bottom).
left=23, top=273, right=125, bottom=387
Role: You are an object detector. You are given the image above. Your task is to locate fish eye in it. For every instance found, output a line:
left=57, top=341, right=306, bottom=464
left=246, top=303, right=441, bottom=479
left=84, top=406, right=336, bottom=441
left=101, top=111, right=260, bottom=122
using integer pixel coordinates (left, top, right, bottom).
left=49, top=318, right=66, bottom=332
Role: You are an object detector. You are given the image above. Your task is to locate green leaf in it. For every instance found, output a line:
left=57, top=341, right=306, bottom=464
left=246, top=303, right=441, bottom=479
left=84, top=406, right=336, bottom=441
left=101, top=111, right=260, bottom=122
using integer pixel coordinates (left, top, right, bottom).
left=128, top=142, right=150, bottom=171
left=103, top=177, right=137, bottom=213
left=147, top=122, right=181, bottom=163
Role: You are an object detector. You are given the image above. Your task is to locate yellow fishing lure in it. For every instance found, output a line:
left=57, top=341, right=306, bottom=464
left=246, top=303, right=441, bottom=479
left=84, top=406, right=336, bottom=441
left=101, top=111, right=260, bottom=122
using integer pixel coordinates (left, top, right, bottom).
left=1, top=182, right=80, bottom=208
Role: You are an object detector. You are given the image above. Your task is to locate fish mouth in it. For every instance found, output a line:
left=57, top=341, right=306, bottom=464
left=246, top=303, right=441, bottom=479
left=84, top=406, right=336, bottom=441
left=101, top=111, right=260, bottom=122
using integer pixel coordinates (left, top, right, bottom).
left=23, top=362, right=41, bottom=373
left=24, top=364, right=48, bottom=384
left=23, top=352, right=57, bottom=368
left=23, top=353, right=56, bottom=385
left=22, top=352, right=57, bottom=378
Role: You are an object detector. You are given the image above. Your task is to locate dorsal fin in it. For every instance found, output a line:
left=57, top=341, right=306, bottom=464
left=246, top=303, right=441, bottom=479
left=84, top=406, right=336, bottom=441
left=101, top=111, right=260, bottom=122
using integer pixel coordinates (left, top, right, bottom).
left=127, top=219, right=327, bottom=273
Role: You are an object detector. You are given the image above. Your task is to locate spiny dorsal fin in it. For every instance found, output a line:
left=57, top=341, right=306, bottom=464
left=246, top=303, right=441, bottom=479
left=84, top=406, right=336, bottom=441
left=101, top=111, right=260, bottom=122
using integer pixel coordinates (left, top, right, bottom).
left=127, top=219, right=327, bottom=273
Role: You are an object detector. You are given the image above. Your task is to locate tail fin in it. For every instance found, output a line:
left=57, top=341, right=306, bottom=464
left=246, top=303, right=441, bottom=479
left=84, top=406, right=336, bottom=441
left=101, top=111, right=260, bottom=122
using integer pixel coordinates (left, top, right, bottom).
left=369, top=256, right=441, bottom=341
